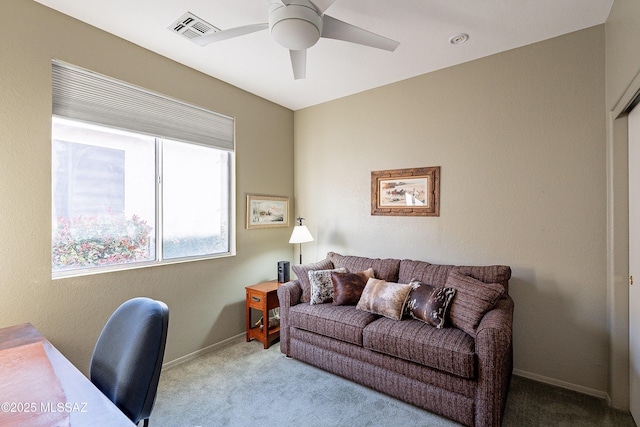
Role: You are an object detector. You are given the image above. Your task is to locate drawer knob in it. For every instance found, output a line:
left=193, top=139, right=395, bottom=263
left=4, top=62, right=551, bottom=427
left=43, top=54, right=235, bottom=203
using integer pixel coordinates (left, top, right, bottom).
left=251, top=296, right=261, bottom=302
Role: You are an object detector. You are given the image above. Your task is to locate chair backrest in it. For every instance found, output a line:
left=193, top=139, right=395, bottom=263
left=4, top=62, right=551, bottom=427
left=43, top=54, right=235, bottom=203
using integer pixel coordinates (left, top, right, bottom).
left=90, top=297, right=169, bottom=424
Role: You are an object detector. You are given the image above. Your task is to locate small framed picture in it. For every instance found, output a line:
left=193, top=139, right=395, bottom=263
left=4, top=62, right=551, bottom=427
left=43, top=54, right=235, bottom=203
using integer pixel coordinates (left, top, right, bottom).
left=246, top=195, right=290, bottom=229
left=371, top=167, right=440, bottom=216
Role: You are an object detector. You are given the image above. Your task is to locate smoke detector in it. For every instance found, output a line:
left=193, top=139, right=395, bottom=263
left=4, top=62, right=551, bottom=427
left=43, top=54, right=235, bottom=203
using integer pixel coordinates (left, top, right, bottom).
left=449, top=33, right=469, bottom=45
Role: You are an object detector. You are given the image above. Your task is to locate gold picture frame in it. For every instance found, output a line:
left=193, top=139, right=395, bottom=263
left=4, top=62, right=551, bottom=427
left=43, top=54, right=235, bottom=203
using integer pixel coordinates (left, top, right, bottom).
left=246, top=195, right=290, bottom=229
left=371, top=167, right=440, bottom=216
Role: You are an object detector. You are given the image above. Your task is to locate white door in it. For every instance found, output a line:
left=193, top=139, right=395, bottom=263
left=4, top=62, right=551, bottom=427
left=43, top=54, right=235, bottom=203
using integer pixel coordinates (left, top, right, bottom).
left=629, top=104, right=640, bottom=423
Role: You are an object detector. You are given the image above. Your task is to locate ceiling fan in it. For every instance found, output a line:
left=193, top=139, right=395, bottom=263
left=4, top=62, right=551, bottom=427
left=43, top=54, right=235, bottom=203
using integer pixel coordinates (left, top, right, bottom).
left=192, top=0, right=400, bottom=79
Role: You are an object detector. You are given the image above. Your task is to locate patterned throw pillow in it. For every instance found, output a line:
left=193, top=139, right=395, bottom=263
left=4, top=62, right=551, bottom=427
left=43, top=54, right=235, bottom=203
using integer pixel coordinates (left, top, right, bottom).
left=446, top=271, right=505, bottom=337
left=309, top=268, right=347, bottom=305
left=405, top=280, right=456, bottom=328
left=331, top=268, right=375, bottom=306
left=292, top=258, right=334, bottom=303
left=356, top=278, right=413, bottom=320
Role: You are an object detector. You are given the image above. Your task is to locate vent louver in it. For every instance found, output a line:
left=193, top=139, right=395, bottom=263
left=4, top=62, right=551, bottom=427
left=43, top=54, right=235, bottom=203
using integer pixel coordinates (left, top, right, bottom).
left=168, top=12, right=219, bottom=42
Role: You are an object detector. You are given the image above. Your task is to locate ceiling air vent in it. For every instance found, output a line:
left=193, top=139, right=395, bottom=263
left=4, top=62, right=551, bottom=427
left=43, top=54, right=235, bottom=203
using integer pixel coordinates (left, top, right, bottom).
left=168, top=12, right=220, bottom=41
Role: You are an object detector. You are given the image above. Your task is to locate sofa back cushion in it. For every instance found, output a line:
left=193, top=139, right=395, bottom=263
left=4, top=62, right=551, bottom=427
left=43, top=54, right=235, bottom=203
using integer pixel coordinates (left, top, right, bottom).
left=399, top=260, right=511, bottom=294
left=446, top=271, right=505, bottom=337
left=454, top=265, right=511, bottom=293
left=327, top=252, right=400, bottom=282
left=398, top=259, right=453, bottom=287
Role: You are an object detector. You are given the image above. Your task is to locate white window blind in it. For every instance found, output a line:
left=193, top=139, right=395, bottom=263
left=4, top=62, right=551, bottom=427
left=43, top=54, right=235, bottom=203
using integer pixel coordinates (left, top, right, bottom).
left=51, top=60, right=234, bottom=151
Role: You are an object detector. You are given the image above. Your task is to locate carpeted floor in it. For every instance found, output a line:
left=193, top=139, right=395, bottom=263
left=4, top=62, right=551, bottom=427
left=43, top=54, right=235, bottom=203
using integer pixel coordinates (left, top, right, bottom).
left=150, top=338, right=636, bottom=427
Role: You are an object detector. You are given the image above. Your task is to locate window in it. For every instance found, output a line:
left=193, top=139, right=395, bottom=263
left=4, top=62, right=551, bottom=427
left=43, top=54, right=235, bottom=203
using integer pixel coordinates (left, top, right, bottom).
left=51, top=61, right=235, bottom=278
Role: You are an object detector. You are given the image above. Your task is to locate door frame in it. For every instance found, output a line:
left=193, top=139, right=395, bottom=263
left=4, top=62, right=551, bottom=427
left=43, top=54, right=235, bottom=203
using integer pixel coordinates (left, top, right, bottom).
left=628, top=103, right=640, bottom=422
left=607, top=69, right=640, bottom=411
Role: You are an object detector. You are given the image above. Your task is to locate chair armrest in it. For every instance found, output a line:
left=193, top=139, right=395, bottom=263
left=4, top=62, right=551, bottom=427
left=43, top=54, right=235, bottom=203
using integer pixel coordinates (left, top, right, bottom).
left=477, top=296, right=513, bottom=342
left=475, top=295, right=514, bottom=427
left=278, top=280, right=302, bottom=307
left=277, top=280, right=302, bottom=356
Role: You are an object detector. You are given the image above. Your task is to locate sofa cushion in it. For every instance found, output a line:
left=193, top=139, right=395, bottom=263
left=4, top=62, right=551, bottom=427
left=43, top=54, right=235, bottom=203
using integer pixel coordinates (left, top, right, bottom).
left=446, top=271, right=505, bottom=337
left=454, top=265, right=511, bottom=293
left=309, top=268, right=347, bottom=305
left=398, top=259, right=454, bottom=287
left=356, top=278, right=412, bottom=320
left=405, top=281, right=456, bottom=328
left=292, top=258, right=334, bottom=303
left=328, top=252, right=400, bottom=282
left=331, top=269, right=374, bottom=306
left=363, top=317, right=476, bottom=378
left=289, top=303, right=379, bottom=346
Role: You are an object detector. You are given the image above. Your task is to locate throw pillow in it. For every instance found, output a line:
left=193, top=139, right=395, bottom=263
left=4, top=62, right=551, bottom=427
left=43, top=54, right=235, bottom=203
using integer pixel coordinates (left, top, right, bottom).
left=446, top=271, right=505, bottom=336
left=308, top=268, right=347, bottom=305
left=331, top=268, right=375, bottom=306
left=356, top=278, right=413, bottom=320
left=405, top=280, right=456, bottom=328
left=292, top=258, right=334, bottom=303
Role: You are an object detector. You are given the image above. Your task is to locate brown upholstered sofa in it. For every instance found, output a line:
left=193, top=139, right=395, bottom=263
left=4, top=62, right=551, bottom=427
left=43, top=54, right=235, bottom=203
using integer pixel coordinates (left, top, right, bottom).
left=277, top=252, right=513, bottom=427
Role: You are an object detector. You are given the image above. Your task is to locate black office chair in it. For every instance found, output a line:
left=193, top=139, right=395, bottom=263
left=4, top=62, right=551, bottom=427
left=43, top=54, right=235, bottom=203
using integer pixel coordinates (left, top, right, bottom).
left=90, top=297, right=169, bottom=427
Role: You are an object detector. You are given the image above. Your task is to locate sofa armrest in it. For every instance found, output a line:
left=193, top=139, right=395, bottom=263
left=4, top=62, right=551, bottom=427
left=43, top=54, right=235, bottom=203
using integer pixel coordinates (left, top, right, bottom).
left=475, top=295, right=514, bottom=427
left=277, top=280, right=302, bottom=356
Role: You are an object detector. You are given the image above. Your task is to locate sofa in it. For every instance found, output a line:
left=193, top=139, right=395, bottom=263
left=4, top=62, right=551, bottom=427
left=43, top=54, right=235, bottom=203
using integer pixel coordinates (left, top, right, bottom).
left=277, top=252, right=513, bottom=427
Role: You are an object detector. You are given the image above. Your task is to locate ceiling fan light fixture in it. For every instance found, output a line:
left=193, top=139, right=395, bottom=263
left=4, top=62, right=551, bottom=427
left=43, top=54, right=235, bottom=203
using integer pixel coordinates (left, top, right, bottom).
left=269, top=3, right=323, bottom=50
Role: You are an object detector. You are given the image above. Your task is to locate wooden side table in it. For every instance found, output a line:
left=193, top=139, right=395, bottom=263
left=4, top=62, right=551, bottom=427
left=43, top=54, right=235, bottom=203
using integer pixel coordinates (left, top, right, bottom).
left=245, top=280, right=281, bottom=349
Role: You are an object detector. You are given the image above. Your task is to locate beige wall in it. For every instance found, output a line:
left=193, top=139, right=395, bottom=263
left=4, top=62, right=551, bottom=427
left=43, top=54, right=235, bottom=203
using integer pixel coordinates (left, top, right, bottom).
left=3, top=0, right=637, bottom=408
left=294, top=27, right=608, bottom=395
left=605, top=0, right=640, bottom=409
left=0, top=0, right=294, bottom=373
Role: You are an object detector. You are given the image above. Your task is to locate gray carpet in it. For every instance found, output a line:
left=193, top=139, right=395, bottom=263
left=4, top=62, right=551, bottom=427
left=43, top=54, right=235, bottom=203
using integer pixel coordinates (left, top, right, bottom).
left=150, top=338, right=636, bottom=427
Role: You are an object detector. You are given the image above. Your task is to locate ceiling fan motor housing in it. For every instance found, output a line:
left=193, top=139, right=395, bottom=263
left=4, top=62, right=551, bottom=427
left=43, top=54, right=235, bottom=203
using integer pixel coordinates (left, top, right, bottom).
left=268, top=2, right=323, bottom=50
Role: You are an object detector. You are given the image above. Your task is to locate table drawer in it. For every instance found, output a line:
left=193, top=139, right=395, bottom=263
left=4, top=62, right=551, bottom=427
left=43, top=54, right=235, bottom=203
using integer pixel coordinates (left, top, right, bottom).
left=247, top=291, right=265, bottom=309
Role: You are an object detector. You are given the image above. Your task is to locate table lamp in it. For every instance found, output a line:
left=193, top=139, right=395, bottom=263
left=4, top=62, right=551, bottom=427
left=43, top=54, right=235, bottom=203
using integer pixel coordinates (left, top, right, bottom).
left=289, top=217, right=314, bottom=264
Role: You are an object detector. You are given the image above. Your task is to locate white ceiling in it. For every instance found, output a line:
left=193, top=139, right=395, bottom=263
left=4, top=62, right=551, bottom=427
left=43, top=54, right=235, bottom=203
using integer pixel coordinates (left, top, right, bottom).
left=35, top=0, right=613, bottom=111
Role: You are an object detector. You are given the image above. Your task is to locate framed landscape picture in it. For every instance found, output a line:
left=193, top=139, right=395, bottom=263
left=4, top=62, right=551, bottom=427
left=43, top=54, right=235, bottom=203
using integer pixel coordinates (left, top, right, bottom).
left=246, top=195, right=290, bottom=229
left=371, top=167, right=440, bottom=216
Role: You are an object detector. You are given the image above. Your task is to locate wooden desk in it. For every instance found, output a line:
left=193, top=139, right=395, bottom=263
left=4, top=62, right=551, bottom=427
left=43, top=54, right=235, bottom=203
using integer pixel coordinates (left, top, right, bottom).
left=0, top=323, right=134, bottom=426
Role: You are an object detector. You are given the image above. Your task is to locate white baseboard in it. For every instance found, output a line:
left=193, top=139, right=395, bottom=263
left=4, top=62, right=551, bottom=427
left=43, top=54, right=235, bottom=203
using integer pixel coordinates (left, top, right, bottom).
left=162, top=333, right=245, bottom=370
left=513, top=369, right=610, bottom=402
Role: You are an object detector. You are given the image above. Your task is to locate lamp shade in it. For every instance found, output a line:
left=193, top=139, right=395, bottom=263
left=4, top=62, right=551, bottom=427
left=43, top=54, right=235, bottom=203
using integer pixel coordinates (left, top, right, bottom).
left=289, top=225, right=314, bottom=244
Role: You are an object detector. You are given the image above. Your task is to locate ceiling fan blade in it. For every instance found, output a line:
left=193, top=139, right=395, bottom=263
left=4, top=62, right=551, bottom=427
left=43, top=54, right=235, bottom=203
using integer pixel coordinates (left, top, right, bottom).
left=193, top=23, right=269, bottom=46
left=270, top=0, right=333, bottom=13
left=321, top=15, right=399, bottom=52
left=309, top=0, right=337, bottom=14
left=290, top=49, right=306, bottom=80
